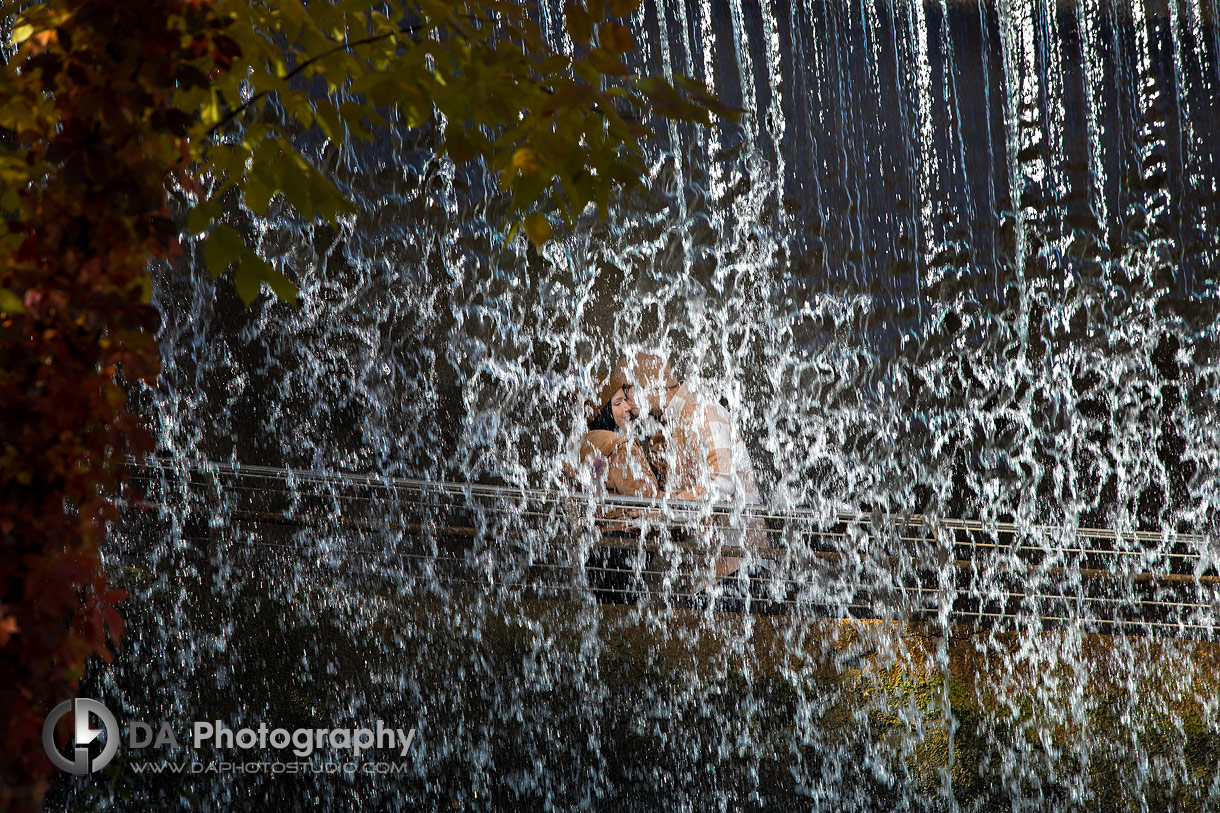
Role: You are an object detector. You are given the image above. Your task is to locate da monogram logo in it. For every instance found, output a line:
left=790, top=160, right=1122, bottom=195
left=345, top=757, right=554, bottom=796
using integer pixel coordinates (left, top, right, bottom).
left=42, top=698, right=119, bottom=775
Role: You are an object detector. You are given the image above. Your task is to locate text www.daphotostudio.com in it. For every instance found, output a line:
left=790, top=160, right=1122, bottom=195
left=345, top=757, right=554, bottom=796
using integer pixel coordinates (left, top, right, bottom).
left=43, top=697, right=416, bottom=776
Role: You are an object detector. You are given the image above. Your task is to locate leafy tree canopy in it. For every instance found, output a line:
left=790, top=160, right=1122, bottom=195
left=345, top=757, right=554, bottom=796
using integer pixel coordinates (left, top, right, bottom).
left=6, top=0, right=736, bottom=306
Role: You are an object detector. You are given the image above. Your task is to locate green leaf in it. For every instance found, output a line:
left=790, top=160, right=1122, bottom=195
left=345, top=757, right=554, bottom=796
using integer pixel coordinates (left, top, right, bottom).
left=240, top=249, right=298, bottom=305
left=340, top=102, right=374, bottom=140
left=539, top=54, right=571, bottom=74
left=205, top=143, right=252, bottom=194
left=186, top=200, right=219, bottom=236
left=367, top=77, right=404, bottom=107
left=586, top=48, right=628, bottom=75
left=564, top=1, right=592, bottom=45
left=232, top=259, right=261, bottom=306
left=1, top=188, right=18, bottom=215
left=574, top=62, right=606, bottom=85
left=402, top=99, right=432, bottom=129
left=279, top=89, right=316, bottom=128
left=244, top=173, right=275, bottom=217
left=0, top=287, right=24, bottom=314
left=444, top=125, right=476, bottom=165
left=315, top=101, right=343, bottom=141
left=510, top=171, right=551, bottom=217
left=308, top=172, right=356, bottom=226
left=676, top=74, right=744, bottom=121
left=201, top=226, right=245, bottom=279
left=137, top=272, right=153, bottom=305
left=540, top=83, right=595, bottom=116
left=272, top=150, right=314, bottom=220
left=339, top=0, right=382, bottom=13
left=262, top=267, right=298, bottom=305
left=244, top=139, right=282, bottom=216
left=248, top=68, right=288, bottom=97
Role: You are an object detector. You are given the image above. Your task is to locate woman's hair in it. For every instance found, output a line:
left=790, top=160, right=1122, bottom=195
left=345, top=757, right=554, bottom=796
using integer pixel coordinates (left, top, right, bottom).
left=587, top=399, right=618, bottom=432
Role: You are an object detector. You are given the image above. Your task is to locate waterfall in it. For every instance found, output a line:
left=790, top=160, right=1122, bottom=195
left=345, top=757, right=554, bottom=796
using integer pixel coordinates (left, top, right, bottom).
left=63, top=0, right=1220, bottom=808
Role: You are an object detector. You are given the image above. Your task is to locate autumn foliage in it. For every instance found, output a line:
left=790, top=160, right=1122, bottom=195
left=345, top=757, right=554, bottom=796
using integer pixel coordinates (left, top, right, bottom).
left=0, top=0, right=240, bottom=805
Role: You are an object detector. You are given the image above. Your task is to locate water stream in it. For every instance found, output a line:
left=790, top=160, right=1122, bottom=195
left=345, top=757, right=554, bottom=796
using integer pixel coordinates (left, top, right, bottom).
left=62, top=0, right=1220, bottom=808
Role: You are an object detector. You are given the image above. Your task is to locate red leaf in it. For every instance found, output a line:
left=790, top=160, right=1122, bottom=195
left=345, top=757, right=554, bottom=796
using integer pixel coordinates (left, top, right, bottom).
left=0, top=614, right=18, bottom=647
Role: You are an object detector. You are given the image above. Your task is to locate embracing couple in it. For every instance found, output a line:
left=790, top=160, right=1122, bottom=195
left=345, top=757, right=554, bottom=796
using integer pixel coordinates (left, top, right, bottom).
left=579, top=352, right=762, bottom=582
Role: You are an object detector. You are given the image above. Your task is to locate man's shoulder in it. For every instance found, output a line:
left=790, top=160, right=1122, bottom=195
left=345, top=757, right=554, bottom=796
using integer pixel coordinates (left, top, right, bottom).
left=703, top=399, right=731, bottom=424
left=666, top=385, right=736, bottom=424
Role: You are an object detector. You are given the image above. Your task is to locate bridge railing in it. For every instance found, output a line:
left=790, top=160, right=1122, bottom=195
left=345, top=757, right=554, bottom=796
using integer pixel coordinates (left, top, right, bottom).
left=118, top=457, right=1220, bottom=638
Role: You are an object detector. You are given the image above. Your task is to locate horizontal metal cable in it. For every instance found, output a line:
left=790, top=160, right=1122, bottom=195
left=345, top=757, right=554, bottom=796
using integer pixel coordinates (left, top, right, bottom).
left=131, top=488, right=1210, bottom=568
left=143, top=535, right=1220, bottom=619
left=130, top=457, right=1211, bottom=548
left=135, top=501, right=1216, bottom=581
left=335, top=575, right=1220, bottom=636
left=143, top=508, right=1220, bottom=588
left=123, top=455, right=1220, bottom=636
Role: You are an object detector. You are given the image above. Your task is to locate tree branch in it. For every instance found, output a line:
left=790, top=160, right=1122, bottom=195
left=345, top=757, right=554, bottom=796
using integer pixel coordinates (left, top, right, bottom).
left=206, top=24, right=423, bottom=137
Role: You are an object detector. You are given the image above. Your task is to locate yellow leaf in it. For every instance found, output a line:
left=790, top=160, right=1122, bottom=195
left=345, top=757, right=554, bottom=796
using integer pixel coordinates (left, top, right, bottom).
left=600, top=22, right=634, bottom=53
left=137, top=274, right=153, bottom=305
left=523, top=213, right=553, bottom=247
left=564, top=1, right=592, bottom=45
left=0, top=288, right=23, bottom=314
left=1, top=184, right=19, bottom=213
left=203, top=90, right=221, bottom=127
left=512, top=147, right=540, bottom=174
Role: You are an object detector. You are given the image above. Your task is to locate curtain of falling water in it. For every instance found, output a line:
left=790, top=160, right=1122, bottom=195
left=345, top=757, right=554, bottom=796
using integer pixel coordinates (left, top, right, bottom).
left=78, top=0, right=1220, bottom=809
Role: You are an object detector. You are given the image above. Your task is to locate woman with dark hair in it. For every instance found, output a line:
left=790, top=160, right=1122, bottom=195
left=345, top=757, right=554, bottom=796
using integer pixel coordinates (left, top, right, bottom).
left=587, top=385, right=637, bottom=434
left=581, top=376, right=664, bottom=498
left=580, top=376, right=663, bottom=604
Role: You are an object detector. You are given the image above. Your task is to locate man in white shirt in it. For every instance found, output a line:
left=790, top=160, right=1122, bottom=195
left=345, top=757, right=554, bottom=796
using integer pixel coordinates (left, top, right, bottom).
left=611, top=353, right=763, bottom=583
